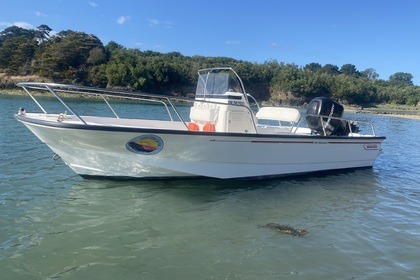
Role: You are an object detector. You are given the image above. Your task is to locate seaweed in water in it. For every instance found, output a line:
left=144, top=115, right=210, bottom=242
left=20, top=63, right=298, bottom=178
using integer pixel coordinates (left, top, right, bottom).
left=259, top=223, right=308, bottom=237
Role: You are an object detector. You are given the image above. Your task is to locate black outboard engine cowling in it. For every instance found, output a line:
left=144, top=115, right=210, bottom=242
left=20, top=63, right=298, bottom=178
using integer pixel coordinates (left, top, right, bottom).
left=306, top=97, right=346, bottom=136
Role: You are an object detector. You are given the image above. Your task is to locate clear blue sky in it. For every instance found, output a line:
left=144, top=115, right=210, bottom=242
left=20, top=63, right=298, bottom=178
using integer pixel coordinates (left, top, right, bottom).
left=1, top=0, right=420, bottom=85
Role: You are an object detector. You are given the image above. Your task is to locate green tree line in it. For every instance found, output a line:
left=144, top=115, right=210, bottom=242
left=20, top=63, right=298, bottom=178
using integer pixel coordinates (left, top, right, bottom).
left=1, top=25, right=419, bottom=106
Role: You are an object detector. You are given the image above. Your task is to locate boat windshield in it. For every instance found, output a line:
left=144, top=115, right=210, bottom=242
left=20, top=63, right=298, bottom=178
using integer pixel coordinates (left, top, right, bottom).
left=195, top=69, right=244, bottom=98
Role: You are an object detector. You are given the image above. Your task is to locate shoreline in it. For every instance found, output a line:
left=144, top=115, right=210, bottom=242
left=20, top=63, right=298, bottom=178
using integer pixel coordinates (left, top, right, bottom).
left=2, top=89, right=419, bottom=120
left=379, top=113, right=420, bottom=120
left=0, top=88, right=26, bottom=95
left=344, top=105, right=420, bottom=120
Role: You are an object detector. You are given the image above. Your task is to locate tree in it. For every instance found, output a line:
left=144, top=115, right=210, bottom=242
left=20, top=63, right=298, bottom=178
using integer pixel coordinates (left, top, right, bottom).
left=360, top=68, right=379, bottom=80
left=105, top=48, right=139, bottom=88
left=0, top=26, right=33, bottom=41
left=300, top=71, right=331, bottom=99
left=340, top=64, right=359, bottom=76
left=304, top=63, right=322, bottom=72
left=36, top=24, right=52, bottom=43
left=331, top=75, right=376, bottom=104
left=105, top=41, right=124, bottom=54
left=0, top=26, right=37, bottom=74
left=87, top=64, right=107, bottom=87
left=322, top=64, right=340, bottom=75
left=35, top=30, right=104, bottom=82
left=388, top=72, right=413, bottom=86
left=87, top=47, right=107, bottom=65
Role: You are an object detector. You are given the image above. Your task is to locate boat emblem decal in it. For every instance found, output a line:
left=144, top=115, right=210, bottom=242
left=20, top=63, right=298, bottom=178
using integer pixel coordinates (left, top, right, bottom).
left=363, top=144, right=379, bottom=150
left=126, top=135, right=164, bottom=155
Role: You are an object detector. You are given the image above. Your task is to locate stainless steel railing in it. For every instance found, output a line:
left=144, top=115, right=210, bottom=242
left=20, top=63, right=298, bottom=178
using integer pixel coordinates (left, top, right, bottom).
left=17, top=82, right=378, bottom=136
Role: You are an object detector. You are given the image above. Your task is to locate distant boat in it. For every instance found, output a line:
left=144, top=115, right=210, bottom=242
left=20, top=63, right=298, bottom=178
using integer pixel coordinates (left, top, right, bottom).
left=15, top=67, right=385, bottom=179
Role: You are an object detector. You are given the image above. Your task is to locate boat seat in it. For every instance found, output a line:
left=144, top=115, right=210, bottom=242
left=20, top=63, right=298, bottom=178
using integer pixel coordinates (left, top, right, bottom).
left=256, top=107, right=301, bottom=123
left=189, top=106, right=218, bottom=123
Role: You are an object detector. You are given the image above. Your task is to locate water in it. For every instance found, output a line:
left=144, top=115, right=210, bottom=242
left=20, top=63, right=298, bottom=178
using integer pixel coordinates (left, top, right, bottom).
left=1, top=94, right=420, bottom=279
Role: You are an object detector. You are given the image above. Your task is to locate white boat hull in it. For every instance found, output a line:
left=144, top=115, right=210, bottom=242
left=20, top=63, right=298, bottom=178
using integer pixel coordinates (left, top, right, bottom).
left=17, top=115, right=384, bottom=179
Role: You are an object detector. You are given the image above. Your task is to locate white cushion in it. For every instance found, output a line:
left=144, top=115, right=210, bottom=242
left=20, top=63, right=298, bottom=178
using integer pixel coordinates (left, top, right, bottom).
left=256, top=107, right=300, bottom=123
left=190, top=106, right=217, bottom=122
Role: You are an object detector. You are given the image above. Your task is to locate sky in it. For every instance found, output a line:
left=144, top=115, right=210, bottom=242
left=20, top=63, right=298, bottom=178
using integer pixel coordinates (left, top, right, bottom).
left=1, top=0, right=420, bottom=85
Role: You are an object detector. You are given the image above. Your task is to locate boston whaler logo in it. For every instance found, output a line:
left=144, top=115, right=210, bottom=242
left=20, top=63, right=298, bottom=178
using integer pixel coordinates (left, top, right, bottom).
left=363, top=143, right=379, bottom=150
left=126, top=135, right=164, bottom=155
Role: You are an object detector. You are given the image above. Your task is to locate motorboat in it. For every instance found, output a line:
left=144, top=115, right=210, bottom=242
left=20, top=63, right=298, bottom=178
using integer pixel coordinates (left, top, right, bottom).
left=15, top=67, right=385, bottom=179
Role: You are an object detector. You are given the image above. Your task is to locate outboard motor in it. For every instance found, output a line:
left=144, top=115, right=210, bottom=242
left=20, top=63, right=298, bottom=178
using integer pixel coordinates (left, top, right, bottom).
left=306, top=97, right=351, bottom=136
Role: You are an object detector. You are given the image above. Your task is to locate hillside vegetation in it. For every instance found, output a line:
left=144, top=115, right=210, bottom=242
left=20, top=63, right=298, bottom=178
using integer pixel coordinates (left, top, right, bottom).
left=1, top=25, right=419, bottom=107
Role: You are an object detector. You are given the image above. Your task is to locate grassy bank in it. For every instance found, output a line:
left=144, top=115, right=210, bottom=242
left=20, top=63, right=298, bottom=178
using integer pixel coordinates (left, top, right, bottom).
left=345, top=103, right=420, bottom=119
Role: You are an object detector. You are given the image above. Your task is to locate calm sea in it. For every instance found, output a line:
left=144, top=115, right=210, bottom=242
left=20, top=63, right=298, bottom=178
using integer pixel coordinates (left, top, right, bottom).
left=1, top=94, right=419, bottom=279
